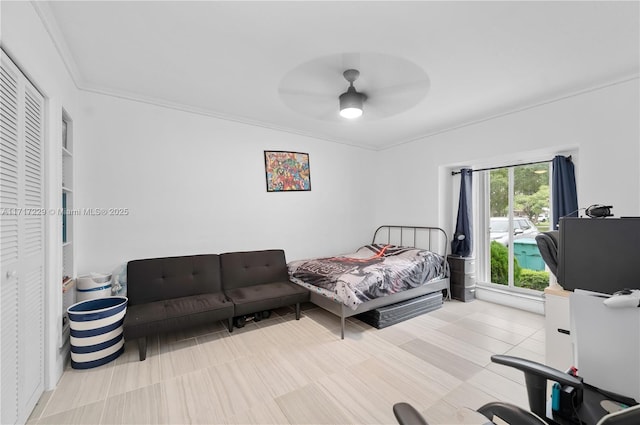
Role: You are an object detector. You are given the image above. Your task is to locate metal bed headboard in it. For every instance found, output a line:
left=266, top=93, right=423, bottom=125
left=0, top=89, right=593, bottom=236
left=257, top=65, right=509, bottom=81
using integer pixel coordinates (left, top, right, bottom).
left=372, top=225, right=449, bottom=256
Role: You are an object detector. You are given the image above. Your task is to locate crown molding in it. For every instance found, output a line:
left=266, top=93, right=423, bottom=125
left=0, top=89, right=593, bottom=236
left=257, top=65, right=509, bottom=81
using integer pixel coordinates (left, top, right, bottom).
left=79, top=83, right=379, bottom=151
left=30, top=0, right=84, bottom=89
left=383, top=73, right=640, bottom=151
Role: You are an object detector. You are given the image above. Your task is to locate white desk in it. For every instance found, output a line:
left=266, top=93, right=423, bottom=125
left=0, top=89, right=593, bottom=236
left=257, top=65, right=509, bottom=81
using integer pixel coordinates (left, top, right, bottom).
left=544, top=286, right=573, bottom=371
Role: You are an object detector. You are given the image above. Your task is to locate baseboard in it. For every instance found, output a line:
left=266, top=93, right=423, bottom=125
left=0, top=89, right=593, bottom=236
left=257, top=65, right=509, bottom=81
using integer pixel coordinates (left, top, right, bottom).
left=475, top=285, right=544, bottom=315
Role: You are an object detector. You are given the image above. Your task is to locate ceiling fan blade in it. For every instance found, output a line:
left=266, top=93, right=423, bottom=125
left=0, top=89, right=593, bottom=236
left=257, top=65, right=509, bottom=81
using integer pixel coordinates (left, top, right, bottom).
left=318, top=108, right=341, bottom=121
left=278, top=52, right=431, bottom=121
left=278, top=87, right=336, bottom=101
left=360, top=102, right=396, bottom=120
left=298, top=103, right=341, bottom=121
left=365, top=79, right=430, bottom=98
left=362, top=79, right=430, bottom=114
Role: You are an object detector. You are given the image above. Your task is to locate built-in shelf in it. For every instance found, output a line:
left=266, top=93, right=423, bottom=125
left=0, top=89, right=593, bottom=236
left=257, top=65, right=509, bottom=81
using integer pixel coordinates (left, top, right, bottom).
left=61, top=110, right=75, bottom=350
left=62, top=278, right=75, bottom=293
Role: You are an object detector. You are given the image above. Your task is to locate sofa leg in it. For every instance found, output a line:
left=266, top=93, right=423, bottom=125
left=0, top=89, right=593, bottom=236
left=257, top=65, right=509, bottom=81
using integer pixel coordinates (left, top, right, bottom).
left=227, top=317, right=233, bottom=333
left=138, top=337, right=147, bottom=361
left=295, top=303, right=301, bottom=320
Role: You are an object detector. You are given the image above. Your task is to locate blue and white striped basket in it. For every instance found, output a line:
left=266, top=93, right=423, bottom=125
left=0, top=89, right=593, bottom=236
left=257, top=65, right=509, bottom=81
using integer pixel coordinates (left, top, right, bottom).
left=76, top=273, right=112, bottom=302
left=67, top=296, right=128, bottom=369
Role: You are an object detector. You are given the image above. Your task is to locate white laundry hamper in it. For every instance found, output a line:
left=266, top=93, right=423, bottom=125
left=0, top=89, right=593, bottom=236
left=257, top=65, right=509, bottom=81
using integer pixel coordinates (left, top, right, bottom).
left=67, top=296, right=128, bottom=369
left=76, top=273, right=112, bottom=301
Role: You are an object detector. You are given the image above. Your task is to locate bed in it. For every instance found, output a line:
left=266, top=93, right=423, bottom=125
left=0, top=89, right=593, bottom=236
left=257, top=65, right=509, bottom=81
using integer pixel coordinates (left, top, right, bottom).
left=287, top=225, right=450, bottom=338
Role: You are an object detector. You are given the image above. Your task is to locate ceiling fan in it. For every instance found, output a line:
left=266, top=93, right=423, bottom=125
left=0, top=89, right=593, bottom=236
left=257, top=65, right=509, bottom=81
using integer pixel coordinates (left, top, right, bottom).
left=278, top=53, right=431, bottom=122
left=338, top=69, right=367, bottom=119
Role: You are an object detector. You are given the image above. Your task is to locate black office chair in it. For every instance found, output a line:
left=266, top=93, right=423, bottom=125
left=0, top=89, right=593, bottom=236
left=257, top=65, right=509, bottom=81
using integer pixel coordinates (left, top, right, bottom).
left=536, top=230, right=559, bottom=278
left=393, top=354, right=640, bottom=425
left=393, top=400, right=545, bottom=425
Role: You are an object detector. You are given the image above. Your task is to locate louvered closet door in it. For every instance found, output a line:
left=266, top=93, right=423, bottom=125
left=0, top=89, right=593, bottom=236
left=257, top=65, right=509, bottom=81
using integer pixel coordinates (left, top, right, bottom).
left=1, top=52, right=21, bottom=425
left=1, top=52, right=45, bottom=425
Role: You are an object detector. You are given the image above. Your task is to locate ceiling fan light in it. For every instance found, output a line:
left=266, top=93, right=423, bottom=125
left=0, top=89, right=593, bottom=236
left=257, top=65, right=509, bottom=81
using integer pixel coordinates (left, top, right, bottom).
left=340, top=107, right=363, bottom=119
left=339, top=88, right=365, bottom=119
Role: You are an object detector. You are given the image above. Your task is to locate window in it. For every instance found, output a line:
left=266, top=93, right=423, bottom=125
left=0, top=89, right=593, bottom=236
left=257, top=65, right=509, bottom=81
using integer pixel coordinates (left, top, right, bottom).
left=479, top=162, right=552, bottom=292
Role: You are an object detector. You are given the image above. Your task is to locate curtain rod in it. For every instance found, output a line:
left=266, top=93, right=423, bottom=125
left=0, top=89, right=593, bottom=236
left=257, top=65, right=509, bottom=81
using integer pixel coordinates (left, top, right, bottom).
left=451, top=155, right=571, bottom=176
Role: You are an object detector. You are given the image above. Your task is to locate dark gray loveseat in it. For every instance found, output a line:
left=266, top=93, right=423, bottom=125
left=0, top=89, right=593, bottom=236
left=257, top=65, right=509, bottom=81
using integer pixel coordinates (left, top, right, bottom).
left=123, top=250, right=309, bottom=361
left=221, top=249, right=309, bottom=321
left=123, top=254, right=234, bottom=361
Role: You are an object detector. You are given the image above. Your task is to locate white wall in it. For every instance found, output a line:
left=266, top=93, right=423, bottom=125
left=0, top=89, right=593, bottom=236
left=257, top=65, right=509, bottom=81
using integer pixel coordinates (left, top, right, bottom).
left=1, top=1, right=80, bottom=389
left=76, top=92, right=376, bottom=273
left=375, top=79, right=640, bottom=241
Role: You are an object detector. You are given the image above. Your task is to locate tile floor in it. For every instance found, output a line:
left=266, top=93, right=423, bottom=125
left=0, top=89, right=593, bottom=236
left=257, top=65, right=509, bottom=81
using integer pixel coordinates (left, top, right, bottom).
left=27, top=299, right=545, bottom=424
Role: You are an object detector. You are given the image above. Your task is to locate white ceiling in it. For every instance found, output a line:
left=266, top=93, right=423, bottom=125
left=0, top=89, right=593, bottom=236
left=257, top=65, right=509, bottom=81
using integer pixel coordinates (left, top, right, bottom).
left=40, top=1, right=639, bottom=150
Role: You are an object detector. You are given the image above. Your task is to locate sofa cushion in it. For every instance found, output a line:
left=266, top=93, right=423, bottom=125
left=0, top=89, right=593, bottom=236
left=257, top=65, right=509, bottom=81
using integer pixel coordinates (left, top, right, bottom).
left=224, top=281, right=309, bottom=316
left=220, top=250, right=289, bottom=290
left=127, top=254, right=222, bottom=305
left=123, top=293, right=233, bottom=339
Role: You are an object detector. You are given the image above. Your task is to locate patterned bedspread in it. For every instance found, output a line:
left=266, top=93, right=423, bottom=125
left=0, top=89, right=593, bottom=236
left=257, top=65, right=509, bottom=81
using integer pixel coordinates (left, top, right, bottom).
left=287, top=244, right=447, bottom=310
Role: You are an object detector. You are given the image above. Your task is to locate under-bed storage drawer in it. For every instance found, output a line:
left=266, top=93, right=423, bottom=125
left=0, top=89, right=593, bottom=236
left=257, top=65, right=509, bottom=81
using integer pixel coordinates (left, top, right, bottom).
left=355, top=292, right=443, bottom=329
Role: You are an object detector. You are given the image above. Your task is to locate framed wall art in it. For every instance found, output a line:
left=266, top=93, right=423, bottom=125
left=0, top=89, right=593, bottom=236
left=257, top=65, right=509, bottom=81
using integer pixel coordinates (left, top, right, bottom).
left=264, top=151, right=311, bottom=192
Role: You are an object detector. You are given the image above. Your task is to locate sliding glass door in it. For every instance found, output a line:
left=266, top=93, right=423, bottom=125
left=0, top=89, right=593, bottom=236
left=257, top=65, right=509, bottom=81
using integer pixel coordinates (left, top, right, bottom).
left=484, top=162, right=551, bottom=292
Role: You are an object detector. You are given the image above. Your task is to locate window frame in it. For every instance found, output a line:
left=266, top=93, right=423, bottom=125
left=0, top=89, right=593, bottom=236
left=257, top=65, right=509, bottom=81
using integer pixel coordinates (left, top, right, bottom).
left=475, top=161, right=553, bottom=295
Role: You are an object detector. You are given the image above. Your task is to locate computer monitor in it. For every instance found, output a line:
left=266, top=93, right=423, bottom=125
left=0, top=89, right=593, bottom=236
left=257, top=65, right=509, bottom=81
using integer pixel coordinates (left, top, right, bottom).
left=558, top=217, right=640, bottom=294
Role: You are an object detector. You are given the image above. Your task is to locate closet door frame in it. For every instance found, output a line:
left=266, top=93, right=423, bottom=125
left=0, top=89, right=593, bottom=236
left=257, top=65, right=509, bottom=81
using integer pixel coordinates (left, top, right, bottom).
left=1, top=49, right=46, bottom=425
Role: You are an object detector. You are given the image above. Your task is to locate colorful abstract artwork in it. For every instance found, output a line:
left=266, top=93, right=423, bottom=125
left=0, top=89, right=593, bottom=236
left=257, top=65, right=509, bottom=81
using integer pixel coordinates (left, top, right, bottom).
left=264, top=151, right=311, bottom=192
